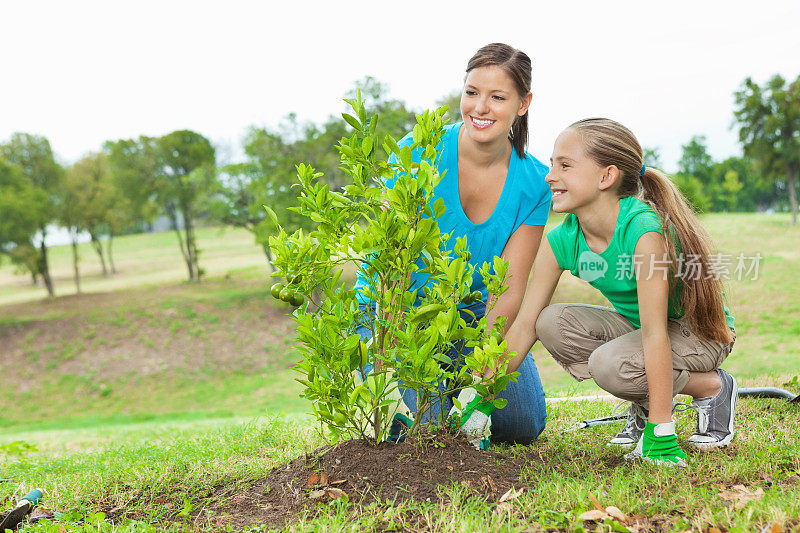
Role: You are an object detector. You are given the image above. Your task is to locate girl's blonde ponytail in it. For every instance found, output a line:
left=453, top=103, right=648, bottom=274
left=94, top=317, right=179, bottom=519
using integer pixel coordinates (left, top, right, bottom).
left=571, top=118, right=734, bottom=344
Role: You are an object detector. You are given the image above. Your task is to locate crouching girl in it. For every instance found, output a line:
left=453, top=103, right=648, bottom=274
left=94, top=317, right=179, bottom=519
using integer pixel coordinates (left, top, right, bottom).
left=503, top=118, right=737, bottom=466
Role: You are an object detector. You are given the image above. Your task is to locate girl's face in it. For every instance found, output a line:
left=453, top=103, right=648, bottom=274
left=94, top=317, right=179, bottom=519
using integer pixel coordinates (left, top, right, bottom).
left=460, top=65, right=531, bottom=146
left=546, top=129, right=608, bottom=213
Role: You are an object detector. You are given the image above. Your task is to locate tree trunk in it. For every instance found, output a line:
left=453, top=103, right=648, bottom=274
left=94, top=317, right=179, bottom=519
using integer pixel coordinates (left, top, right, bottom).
left=186, top=214, right=199, bottom=281
left=90, top=231, right=109, bottom=276
left=788, top=162, right=798, bottom=225
left=166, top=203, right=193, bottom=281
left=180, top=200, right=201, bottom=282
left=107, top=231, right=117, bottom=274
left=261, top=243, right=276, bottom=273
left=38, top=236, right=54, bottom=297
left=71, top=231, right=81, bottom=294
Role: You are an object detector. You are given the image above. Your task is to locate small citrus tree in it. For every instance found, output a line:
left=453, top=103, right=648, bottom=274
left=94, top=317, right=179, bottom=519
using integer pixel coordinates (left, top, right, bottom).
left=268, top=94, right=519, bottom=444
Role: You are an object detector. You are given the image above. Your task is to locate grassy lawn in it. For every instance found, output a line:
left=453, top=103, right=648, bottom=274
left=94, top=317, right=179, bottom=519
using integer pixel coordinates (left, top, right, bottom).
left=1, top=399, right=798, bottom=531
left=0, top=226, right=269, bottom=306
left=1, top=213, right=799, bottom=531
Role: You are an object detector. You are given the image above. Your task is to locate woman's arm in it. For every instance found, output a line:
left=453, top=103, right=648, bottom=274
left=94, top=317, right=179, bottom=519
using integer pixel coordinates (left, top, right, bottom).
left=500, top=236, right=563, bottom=374
left=484, top=224, right=544, bottom=336
left=635, top=231, right=673, bottom=424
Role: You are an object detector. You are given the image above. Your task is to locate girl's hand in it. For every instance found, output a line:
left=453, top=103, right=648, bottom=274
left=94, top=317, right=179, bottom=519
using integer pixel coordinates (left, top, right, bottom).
left=639, top=421, right=687, bottom=467
left=635, top=231, right=674, bottom=424
left=503, top=237, right=563, bottom=374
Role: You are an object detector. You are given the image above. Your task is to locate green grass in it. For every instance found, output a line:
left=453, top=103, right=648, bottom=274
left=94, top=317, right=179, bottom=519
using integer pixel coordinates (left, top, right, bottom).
left=1, top=213, right=800, bottom=531
left=1, top=415, right=319, bottom=531
left=0, top=274, right=305, bottom=432
left=1, top=397, right=798, bottom=532
left=0, top=225, right=270, bottom=306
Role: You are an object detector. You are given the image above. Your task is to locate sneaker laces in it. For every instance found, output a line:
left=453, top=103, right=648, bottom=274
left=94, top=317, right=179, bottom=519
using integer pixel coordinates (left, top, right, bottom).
left=615, top=402, right=647, bottom=435
left=692, top=400, right=711, bottom=433
left=611, top=402, right=629, bottom=416
left=674, top=398, right=710, bottom=433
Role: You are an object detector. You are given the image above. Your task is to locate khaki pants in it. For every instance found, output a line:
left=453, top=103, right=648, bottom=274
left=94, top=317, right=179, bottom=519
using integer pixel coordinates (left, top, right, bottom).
left=536, top=303, right=735, bottom=407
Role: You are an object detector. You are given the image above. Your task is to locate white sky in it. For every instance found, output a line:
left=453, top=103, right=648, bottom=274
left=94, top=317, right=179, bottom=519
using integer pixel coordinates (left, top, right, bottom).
left=1, top=0, right=798, bottom=172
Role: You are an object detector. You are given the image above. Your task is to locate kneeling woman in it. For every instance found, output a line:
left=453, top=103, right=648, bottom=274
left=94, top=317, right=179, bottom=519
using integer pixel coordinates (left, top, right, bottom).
left=354, top=43, right=552, bottom=446
left=504, top=118, right=737, bottom=465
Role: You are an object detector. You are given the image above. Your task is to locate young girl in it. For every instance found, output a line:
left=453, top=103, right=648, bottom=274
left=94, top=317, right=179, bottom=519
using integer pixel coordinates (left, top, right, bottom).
left=354, top=43, right=551, bottom=446
left=503, top=118, right=737, bottom=465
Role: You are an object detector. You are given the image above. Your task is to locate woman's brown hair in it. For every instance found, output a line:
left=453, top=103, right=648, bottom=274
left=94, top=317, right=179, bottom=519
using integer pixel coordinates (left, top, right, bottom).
left=570, top=118, right=734, bottom=344
left=466, top=43, right=531, bottom=159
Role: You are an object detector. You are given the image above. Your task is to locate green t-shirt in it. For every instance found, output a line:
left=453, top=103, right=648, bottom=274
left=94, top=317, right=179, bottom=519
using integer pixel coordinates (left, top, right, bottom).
left=547, top=196, right=734, bottom=329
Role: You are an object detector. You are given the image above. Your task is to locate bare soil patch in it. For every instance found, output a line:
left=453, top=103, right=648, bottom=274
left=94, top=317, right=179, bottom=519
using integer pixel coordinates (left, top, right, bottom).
left=183, top=432, right=546, bottom=531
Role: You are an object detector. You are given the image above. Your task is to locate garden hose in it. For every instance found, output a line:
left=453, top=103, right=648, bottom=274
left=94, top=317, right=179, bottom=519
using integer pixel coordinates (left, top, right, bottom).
left=572, top=387, right=798, bottom=430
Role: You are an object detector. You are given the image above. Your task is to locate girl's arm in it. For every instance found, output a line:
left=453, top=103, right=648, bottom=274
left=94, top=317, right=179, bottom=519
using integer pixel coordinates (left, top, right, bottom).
left=635, top=231, right=673, bottom=424
left=484, top=224, right=544, bottom=336
left=500, top=236, right=563, bottom=375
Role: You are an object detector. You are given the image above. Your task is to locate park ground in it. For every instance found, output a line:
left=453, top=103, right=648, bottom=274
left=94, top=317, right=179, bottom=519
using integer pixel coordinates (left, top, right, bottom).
left=1, top=213, right=799, bottom=531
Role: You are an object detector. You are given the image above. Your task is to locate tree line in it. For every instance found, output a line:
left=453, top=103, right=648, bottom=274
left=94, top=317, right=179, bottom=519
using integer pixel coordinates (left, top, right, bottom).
left=1, top=74, right=798, bottom=298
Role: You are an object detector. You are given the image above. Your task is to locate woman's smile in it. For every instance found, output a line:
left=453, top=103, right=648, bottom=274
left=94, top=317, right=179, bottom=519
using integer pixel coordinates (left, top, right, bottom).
left=469, top=116, right=496, bottom=129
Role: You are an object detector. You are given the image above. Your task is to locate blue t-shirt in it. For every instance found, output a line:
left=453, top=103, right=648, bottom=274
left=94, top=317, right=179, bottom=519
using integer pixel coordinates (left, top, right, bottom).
left=355, top=122, right=551, bottom=305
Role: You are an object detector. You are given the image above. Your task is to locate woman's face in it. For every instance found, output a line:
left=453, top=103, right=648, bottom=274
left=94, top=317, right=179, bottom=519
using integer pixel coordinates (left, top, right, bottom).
left=460, top=65, right=530, bottom=146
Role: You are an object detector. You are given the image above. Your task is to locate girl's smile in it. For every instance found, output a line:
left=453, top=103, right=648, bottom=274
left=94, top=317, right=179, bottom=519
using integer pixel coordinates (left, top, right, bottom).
left=546, top=129, right=610, bottom=214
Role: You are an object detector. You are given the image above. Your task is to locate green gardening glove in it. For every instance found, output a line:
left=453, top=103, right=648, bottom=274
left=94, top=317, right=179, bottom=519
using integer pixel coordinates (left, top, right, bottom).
left=449, top=387, right=495, bottom=450
left=638, top=421, right=687, bottom=467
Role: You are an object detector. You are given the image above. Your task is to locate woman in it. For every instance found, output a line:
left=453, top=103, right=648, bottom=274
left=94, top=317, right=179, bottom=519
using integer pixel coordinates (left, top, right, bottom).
left=354, top=43, right=551, bottom=445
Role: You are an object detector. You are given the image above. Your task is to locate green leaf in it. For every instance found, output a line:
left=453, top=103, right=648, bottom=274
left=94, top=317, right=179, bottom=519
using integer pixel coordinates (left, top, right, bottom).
left=263, top=205, right=279, bottom=226
left=433, top=198, right=446, bottom=219
left=492, top=397, right=508, bottom=410
left=362, top=137, right=374, bottom=157
left=384, top=134, right=400, bottom=155
left=411, top=303, right=447, bottom=324
left=399, top=146, right=413, bottom=169
left=342, top=113, right=362, bottom=132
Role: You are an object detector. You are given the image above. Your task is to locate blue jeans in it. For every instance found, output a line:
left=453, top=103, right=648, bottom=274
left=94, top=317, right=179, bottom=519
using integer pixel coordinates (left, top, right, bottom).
left=355, top=302, right=547, bottom=444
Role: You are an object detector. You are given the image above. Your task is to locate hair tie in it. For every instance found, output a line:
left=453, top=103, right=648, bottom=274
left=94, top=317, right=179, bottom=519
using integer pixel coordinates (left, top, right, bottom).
left=639, top=164, right=646, bottom=177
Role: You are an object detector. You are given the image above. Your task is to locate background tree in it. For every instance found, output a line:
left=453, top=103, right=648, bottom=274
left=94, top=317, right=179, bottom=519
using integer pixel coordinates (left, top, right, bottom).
left=64, top=152, right=126, bottom=277
left=678, top=135, right=714, bottom=179
left=705, top=158, right=744, bottom=212
left=213, top=79, right=415, bottom=270
left=713, top=156, right=777, bottom=212
left=155, top=130, right=216, bottom=281
left=0, top=158, right=50, bottom=287
left=643, top=146, right=663, bottom=169
left=105, top=137, right=161, bottom=233
left=734, top=74, right=800, bottom=224
left=0, top=133, right=63, bottom=296
left=59, top=166, right=87, bottom=292
left=212, top=128, right=306, bottom=271
left=671, top=136, right=713, bottom=212
left=107, top=131, right=215, bottom=281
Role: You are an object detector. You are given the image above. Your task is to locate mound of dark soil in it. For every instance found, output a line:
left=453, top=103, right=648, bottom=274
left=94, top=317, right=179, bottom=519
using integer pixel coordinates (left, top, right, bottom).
left=192, top=433, right=546, bottom=530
